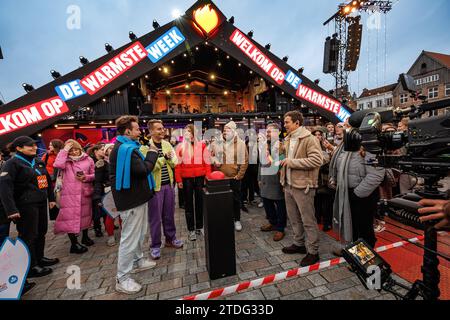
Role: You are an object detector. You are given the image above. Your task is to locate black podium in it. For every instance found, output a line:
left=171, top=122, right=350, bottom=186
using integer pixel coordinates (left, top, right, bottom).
left=203, top=178, right=236, bottom=280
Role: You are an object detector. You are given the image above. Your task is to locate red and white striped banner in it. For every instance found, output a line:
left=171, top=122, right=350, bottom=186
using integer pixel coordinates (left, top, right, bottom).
left=182, top=235, right=425, bottom=300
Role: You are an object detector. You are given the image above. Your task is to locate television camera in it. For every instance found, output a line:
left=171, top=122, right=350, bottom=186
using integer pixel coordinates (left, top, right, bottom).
left=342, top=74, right=450, bottom=300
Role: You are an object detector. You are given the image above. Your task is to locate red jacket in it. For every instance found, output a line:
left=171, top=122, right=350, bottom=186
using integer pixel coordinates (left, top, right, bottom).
left=42, top=152, right=57, bottom=176
left=175, top=141, right=212, bottom=183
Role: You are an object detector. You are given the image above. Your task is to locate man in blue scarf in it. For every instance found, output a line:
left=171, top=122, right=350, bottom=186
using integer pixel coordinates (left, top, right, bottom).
left=109, top=116, right=159, bottom=295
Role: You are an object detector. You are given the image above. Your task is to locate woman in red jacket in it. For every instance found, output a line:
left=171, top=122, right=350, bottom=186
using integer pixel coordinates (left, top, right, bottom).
left=42, top=139, right=64, bottom=180
left=175, top=124, right=212, bottom=241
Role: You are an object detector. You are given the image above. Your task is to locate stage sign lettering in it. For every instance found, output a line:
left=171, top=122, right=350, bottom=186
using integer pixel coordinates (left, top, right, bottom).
left=230, top=29, right=285, bottom=85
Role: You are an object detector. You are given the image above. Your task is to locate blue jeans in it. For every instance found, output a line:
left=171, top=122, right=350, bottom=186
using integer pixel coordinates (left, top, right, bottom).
left=0, top=222, right=11, bottom=245
left=262, top=198, right=287, bottom=232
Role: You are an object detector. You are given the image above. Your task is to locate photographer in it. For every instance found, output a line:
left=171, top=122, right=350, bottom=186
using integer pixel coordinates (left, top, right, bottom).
left=330, top=142, right=386, bottom=249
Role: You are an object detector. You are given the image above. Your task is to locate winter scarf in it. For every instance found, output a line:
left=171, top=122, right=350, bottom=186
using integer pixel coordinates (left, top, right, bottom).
left=330, top=143, right=353, bottom=244
left=116, top=136, right=156, bottom=191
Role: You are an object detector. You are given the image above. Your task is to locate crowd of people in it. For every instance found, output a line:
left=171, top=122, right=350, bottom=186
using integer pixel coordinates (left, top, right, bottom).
left=0, top=112, right=448, bottom=297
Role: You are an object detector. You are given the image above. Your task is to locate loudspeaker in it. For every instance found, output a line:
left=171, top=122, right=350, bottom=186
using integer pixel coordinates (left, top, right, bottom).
left=203, top=179, right=236, bottom=280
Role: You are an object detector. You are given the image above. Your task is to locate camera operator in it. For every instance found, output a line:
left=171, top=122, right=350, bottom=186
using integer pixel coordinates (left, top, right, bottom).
left=418, top=199, right=450, bottom=230
left=330, top=140, right=386, bottom=250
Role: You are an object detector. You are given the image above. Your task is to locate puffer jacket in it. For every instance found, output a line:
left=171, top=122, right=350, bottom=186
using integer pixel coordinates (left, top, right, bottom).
left=333, top=150, right=385, bottom=198
left=175, top=141, right=212, bottom=183
left=53, top=150, right=95, bottom=234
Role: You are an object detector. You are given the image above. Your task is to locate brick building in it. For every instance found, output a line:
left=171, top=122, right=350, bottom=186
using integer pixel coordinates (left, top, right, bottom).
left=356, top=50, right=450, bottom=114
left=393, top=51, right=450, bottom=114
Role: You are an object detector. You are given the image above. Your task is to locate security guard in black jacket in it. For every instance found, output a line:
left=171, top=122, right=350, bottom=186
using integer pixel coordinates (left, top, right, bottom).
left=0, top=136, right=60, bottom=280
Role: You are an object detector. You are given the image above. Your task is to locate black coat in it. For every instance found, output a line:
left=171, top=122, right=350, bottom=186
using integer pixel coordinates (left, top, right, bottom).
left=0, top=156, right=55, bottom=224
left=93, top=159, right=111, bottom=201
left=109, top=141, right=158, bottom=212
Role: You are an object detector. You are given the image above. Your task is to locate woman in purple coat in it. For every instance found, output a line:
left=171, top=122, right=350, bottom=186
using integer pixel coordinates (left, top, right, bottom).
left=54, top=139, right=95, bottom=254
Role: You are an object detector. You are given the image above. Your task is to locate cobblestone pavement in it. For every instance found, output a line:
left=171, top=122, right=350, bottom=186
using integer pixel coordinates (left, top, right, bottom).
left=15, top=198, right=408, bottom=301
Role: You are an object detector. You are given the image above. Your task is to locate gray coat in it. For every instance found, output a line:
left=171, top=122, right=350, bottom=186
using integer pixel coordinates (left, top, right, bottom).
left=259, top=166, right=284, bottom=200
left=333, top=151, right=385, bottom=199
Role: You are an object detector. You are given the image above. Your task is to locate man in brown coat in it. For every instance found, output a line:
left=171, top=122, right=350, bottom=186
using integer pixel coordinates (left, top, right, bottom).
left=212, top=121, right=249, bottom=231
left=280, top=111, right=324, bottom=267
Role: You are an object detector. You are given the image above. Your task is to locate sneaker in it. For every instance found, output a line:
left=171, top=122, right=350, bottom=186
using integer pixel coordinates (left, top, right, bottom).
left=282, top=244, right=307, bottom=255
left=150, top=248, right=161, bottom=260
left=241, top=206, right=249, bottom=213
left=300, top=253, right=320, bottom=267
left=107, top=236, right=116, bottom=247
left=374, top=224, right=386, bottom=233
left=188, top=231, right=197, bottom=242
left=131, top=259, right=156, bottom=274
left=258, top=202, right=264, bottom=208
left=250, top=200, right=258, bottom=206
left=235, top=221, right=243, bottom=232
left=195, top=229, right=204, bottom=236
left=116, top=278, right=142, bottom=295
left=166, top=239, right=184, bottom=249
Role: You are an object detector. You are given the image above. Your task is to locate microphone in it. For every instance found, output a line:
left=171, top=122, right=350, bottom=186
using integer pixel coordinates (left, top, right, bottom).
left=349, top=107, right=395, bottom=128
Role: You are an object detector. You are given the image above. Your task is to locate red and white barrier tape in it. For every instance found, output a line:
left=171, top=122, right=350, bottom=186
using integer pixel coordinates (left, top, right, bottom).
left=182, top=235, right=425, bottom=300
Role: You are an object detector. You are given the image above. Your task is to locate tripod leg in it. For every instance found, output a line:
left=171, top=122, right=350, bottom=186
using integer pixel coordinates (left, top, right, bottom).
left=421, top=227, right=440, bottom=300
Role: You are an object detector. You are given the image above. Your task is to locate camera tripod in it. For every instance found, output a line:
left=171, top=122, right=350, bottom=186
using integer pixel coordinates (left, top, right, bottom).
left=381, top=177, right=446, bottom=300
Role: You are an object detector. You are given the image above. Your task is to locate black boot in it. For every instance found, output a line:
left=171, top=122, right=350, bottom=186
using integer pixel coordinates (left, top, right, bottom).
left=70, top=243, right=88, bottom=254
left=39, top=257, right=60, bottom=267
left=28, top=266, right=53, bottom=278
left=69, top=233, right=88, bottom=254
left=81, top=230, right=94, bottom=247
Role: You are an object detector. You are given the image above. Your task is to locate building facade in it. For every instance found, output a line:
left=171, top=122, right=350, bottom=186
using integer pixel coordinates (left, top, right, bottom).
left=356, top=83, right=396, bottom=111
left=393, top=51, right=450, bottom=115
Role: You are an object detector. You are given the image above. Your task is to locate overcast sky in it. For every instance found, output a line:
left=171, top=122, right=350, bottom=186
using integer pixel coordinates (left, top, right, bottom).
left=0, top=0, right=449, bottom=103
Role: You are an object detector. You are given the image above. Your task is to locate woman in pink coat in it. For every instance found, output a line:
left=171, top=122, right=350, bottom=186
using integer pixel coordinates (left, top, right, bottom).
left=54, top=139, right=95, bottom=254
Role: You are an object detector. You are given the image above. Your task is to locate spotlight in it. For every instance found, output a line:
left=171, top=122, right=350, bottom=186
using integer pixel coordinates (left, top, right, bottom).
left=224, top=90, right=228, bottom=95
left=105, top=43, right=114, bottom=53
left=79, top=56, right=89, bottom=65
left=171, top=9, right=181, bottom=19
left=247, top=30, right=254, bottom=38
left=153, top=20, right=160, bottom=30
left=228, top=16, right=235, bottom=24
left=314, top=79, right=320, bottom=85
left=210, top=74, right=216, bottom=80
left=50, top=70, right=61, bottom=79
left=129, top=31, right=137, bottom=41
left=22, top=83, right=35, bottom=93
left=282, top=56, right=289, bottom=62
left=298, top=67, right=304, bottom=74
left=265, top=43, right=271, bottom=50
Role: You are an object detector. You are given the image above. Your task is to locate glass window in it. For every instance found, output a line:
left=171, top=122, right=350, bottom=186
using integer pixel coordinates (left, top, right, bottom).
left=400, top=94, right=408, bottom=104
left=445, top=84, right=450, bottom=97
left=385, top=98, right=393, bottom=106
left=358, top=103, right=364, bottom=110
left=367, top=101, right=373, bottom=109
left=428, top=87, right=439, bottom=99
left=376, top=100, right=383, bottom=108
